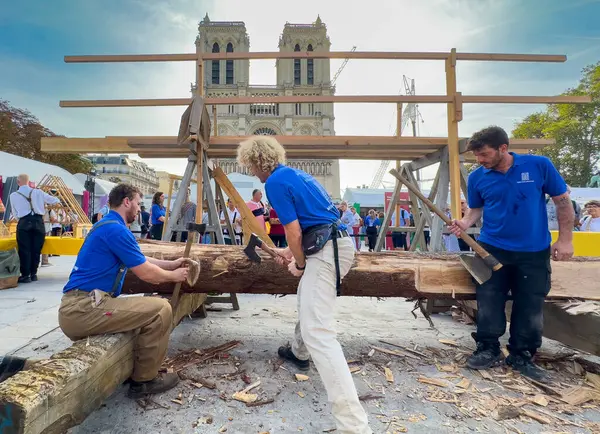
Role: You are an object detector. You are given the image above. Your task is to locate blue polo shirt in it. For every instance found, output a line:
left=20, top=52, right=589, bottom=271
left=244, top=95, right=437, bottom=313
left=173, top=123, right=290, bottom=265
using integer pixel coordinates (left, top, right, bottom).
left=468, top=153, right=567, bottom=252
left=63, top=211, right=147, bottom=296
left=265, top=164, right=345, bottom=231
left=151, top=204, right=165, bottom=225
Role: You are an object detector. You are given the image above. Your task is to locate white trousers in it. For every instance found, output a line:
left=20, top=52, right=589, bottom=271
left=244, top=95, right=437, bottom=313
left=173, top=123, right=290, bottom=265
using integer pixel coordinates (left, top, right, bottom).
left=291, top=237, right=372, bottom=434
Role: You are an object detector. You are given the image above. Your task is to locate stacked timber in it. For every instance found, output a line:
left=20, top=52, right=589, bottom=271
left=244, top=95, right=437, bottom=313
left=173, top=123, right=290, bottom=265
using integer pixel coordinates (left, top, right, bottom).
left=123, top=241, right=600, bottom=301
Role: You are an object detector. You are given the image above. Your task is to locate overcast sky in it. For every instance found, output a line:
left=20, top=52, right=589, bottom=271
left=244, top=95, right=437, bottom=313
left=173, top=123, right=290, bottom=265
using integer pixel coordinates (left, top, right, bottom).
left=1, top=0, right=600, bottom=192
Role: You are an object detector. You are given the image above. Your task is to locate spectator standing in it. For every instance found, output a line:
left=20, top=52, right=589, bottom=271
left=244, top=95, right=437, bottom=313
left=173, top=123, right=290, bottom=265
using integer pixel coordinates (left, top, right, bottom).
left=150, top=192, right=166, bottom=240
left=364, top=209, right=380, bottom=252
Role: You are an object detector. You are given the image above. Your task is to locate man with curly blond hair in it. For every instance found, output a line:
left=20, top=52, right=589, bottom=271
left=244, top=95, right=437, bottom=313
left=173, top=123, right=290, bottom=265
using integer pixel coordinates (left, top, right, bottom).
left=237, top=136, right=371, bottom=433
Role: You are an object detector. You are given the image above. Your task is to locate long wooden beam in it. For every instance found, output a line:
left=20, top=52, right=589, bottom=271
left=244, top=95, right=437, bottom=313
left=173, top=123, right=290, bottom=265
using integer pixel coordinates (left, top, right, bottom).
left=123, top=242, right=600, bottom=301
left=64, top=52, right=567, bottom=63
left=58, top=95, right=590, bottom=108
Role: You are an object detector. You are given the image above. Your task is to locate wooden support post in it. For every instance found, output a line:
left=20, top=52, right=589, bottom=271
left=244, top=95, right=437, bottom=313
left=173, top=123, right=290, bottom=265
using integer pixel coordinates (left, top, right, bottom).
left=430, top=149, right=450, bottom=252
left=162, top=177, right=174, bottom=240
left=445, top=48, right=462, bottom=221
left=195, top=59, right=204, bottom=242
left=402, top=165, right=428, bottom=251
left=212, top=105, right=218, bottom=136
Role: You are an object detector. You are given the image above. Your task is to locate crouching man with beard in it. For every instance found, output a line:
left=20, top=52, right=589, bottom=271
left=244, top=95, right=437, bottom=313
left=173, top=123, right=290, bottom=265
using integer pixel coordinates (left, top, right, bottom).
left=58, top=184, right=190, bottom=398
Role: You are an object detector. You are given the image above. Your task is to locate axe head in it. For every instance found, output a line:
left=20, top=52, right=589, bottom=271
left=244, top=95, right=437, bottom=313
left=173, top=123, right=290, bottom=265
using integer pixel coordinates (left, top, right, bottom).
left=459, top=254, right=493, bottom=285
left=243, top=233, right=264, bottom=263
left=186, top=222, right=206, bottom=235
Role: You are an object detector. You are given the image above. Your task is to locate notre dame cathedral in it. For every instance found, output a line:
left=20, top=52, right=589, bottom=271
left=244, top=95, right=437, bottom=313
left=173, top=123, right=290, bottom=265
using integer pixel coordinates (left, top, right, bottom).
left=195, top=14, right=341, bottom=200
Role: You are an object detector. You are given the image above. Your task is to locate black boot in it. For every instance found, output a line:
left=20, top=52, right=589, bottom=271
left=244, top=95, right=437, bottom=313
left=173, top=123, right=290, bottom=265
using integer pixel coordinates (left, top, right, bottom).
left=466, top=342, right=505, bottom=370
left=18, top=275, right=31, bottom=284
left=127, top=372, right=180, bottom=399
left=278, top=345, right=309, bottom=371
left=31, top=275, right=38, bottom=282
left=506, top=351, right=551, bottom=383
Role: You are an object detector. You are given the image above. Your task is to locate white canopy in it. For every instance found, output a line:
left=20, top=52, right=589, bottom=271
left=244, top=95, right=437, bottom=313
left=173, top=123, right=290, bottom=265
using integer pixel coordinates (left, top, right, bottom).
left=0, top=152, right=86, bottom=195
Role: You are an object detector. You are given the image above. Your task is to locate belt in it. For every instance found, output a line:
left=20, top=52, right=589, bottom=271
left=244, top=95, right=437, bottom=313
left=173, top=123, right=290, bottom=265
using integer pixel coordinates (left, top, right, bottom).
left=329, top=229, right=349, bottom=240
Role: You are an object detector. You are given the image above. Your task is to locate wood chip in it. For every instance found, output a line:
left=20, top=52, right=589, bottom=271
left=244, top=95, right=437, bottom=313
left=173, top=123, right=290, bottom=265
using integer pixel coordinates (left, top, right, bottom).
left=561, top=386, right=598, bottom=406
left=297, top=391, right=305, bottom=398
left=295, top=374, right=309, bottom=382
left=372, top=346, right=406, bottom=358
left=349, top=366, right=361, bottom=374
left=479, top=370, right=494, bottom=380
left=437, top=364, right=456, bottom=373
left=241, top=380, right=261, bottom=394
left=521, top=408, right=550, bottom=424
left=367, top=349, right=375, bottom=357
left=378, top=340, right=424, bottom=359
left=531, top=395, right=548, bottom=407
left=171, top=399, right=183, bottom=405
left=384, top=367, right=394, bottom=383
left=418, top=376, right=448, bottom=387
left=438, top=339, right=459, bottom=347
left=246, top=398, right=274, bottom=408
left=492, top=405, right=520, bottom=421
left=359, top=393, right=385, bottom=401
left=456, top=378, right=471, bottom=389
left=219, top=426, right=227, bottom=433
left=322, top=428, right=336, bottom=433
left=586, top=372, right=600, bottom=390
left=232, top=392, right=258, bottom=403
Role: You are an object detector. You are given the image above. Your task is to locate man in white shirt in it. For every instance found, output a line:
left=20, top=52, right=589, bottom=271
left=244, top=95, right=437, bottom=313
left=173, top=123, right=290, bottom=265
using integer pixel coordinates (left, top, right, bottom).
left=9, top=174, right=61, bottom=283
left=220, top=199, right=242, bottom=245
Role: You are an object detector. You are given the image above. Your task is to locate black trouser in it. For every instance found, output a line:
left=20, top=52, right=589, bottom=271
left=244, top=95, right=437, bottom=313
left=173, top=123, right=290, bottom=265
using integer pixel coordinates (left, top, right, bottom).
left=391, top=232, right=407, bottom=250
left=366, top=226, right=377, bottom=250
left=475, top=242, right=551, bottom=355
left=458, top=233, right=475, bottom=251
left=270, top=234, right=287, bottom=248
left=16, top=214, right=46, bottom=277
left=171, top=231, right=188, bottom=243
left=150, top=223, right=163, bottom=240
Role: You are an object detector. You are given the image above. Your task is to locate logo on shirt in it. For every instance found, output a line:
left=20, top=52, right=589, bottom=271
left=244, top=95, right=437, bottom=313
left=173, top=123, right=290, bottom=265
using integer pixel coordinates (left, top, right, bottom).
left=517, top=171, right=534, bottom=184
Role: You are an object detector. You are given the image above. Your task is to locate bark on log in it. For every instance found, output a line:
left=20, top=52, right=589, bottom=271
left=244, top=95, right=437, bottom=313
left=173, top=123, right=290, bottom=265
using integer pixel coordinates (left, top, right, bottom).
left=123, top=241, right=600, bottom=301
left=0, top=293, right=206, bottom=434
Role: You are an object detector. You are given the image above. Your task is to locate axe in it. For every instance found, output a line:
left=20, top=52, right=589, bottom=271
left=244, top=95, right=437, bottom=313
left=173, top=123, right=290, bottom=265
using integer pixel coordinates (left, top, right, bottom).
left=389, top=168, right=502, bottom=284
left=244, top=233, right=288, bottom=264
left=170, top=222, right=205, bottom=310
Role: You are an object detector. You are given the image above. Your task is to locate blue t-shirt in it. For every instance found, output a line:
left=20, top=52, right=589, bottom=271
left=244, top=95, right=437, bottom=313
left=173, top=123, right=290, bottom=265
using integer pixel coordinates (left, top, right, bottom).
left=392, top=209, right=410, bottom=227
left=63, top=211, right=147, bottom=296
left=364, top=215, right=380, bottom=227
left=468, top=153, right=567, bottom=252
left=151, top=204, right=165, bottom=225
left=265, top=164, right=344, bottom=231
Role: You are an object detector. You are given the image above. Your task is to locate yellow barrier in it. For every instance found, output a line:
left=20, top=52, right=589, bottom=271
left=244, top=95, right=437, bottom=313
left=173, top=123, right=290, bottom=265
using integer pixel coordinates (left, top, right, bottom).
left=550, top=231, right=600, bottom=257
left=0, top=237, right=84, bottom=256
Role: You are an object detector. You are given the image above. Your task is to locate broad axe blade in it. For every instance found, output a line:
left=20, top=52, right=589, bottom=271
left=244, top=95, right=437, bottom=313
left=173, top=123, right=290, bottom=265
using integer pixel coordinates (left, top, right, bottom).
left=459, top=254, right=493, bottom=285
left=243, top=233, right=263, bottom=263
left=186, top=222, right=206, bottom=234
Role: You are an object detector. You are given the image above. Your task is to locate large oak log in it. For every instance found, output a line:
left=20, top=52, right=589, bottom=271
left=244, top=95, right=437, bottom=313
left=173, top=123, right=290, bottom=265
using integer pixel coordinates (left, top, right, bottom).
left=123, top=241, right=600, bottom=301
left=0, top=293, right=206, bottom=434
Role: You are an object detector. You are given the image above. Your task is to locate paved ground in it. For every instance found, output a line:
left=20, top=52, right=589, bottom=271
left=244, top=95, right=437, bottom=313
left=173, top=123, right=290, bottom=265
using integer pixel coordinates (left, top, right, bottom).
left=4, top=256, right=600, bottom=433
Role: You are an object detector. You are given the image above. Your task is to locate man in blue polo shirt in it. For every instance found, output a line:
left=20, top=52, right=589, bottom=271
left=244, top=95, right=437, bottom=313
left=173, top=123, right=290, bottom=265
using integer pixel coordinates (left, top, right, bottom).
left=237, top=136, right=371, bottom=434
left=58, top=184, right=191, bottom=398
left=449, top=126, right=574, bottom=383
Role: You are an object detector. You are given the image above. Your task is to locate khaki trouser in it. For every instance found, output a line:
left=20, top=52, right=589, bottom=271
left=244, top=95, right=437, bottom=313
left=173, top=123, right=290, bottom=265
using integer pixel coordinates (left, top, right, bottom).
left=58, top=290, right=172, bottom=382
left=291, top=237, right=372, bottom=434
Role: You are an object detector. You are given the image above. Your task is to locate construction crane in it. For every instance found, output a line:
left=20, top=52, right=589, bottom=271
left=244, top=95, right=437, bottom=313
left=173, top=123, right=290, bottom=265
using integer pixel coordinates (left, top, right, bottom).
left=369, top=76, right=422, bottom=189
left=331, top=46, right=357, bottom=86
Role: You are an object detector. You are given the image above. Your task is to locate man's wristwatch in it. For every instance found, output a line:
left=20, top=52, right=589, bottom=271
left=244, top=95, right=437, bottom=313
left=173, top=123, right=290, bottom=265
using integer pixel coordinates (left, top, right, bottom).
left=295, top=262, right=306, bottom=271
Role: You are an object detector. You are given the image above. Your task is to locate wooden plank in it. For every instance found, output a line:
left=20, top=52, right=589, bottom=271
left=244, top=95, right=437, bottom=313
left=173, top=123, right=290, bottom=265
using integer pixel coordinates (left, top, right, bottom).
left=122, top=242, right=600, bottom=301
left=445, top=49, right=462, bottom=221
left=64, top=51, right=567, bottom=63
left=58, top=94, right=589, bottom=108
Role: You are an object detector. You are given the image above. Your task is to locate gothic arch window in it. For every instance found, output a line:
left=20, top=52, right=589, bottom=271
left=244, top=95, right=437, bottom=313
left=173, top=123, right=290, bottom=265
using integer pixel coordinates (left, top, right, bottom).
left=307, top=44, right=314, bottom=85
left=253, top=127, right=277, bottom=136
left=226, top=43, right=234, bottom=85
left=212, top=43, right=220, bottom=84
left=294, top=44, right=301, bottom=85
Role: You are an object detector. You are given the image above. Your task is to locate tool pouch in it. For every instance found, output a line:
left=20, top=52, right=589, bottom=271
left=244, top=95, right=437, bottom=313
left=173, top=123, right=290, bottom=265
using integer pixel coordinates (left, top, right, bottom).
left=302, top=223, right=334, bottom=256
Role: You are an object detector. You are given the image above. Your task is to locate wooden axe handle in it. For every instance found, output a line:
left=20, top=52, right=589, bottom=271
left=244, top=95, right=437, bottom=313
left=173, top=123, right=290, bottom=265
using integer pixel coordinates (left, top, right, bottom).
left=170, top=234, right=195, bottom=309
left=389, top=168, right=501, bottom=271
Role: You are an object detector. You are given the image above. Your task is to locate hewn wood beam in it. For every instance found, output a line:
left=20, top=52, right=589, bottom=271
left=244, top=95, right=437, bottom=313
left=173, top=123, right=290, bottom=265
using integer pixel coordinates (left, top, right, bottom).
left=58, top=94, right=589, bottom=108
left=64, top=52, right=567, bottom=63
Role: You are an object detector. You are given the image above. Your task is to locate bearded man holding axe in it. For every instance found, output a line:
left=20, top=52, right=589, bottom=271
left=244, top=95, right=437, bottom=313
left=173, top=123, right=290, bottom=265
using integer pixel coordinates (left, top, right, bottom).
left=237, top=136, right=371, bottom=434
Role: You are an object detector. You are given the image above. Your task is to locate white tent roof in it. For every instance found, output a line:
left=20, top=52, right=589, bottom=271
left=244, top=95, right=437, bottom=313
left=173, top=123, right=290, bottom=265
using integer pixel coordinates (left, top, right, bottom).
left=0, top=152, right=85, bottom=194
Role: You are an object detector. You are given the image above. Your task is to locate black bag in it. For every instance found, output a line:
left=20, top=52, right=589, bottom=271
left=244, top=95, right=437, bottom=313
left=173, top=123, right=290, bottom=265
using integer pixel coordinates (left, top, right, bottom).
left=302, top=223, right=334, bottom=256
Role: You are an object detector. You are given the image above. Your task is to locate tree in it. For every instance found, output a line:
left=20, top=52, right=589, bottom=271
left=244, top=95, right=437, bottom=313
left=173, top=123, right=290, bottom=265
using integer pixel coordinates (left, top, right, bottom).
left=0, top=99, right=93, bottom=174
left=512, top=62, right=600, bottom=187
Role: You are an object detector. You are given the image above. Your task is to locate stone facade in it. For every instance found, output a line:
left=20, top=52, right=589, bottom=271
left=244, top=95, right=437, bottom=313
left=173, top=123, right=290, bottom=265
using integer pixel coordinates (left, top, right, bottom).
left=196, top=15, right=341, bottom=200
left=88, top=155, right=159, bottom=196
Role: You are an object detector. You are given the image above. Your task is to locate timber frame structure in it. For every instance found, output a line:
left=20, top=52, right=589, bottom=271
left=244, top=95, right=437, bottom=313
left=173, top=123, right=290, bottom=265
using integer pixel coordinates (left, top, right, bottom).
left=41, top=48, right=590, bottom=222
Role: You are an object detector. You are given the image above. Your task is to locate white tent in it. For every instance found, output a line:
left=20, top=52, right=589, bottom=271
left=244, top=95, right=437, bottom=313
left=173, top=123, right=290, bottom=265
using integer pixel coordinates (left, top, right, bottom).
left=0, top=152, right=85, bottom=194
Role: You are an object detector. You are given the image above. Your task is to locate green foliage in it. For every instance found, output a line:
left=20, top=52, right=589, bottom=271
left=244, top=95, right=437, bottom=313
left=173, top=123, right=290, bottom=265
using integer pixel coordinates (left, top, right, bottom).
left=512, top=62, right=600, bottom=187
left=0, top=99, right=93, bottom=174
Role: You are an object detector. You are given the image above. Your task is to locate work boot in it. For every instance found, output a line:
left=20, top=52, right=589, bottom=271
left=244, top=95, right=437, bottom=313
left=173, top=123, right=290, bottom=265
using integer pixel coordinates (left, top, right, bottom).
left=466, top=342, right=505, bottom=370
left=31, top=275, right=38, bottom=282
left=506, top=352, right=552, bottom=383
left=18, top=276, right=31, bottom=284
left=127, top=372, right=180, bottom=399
left=278, top=345, right=309, bottom=371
